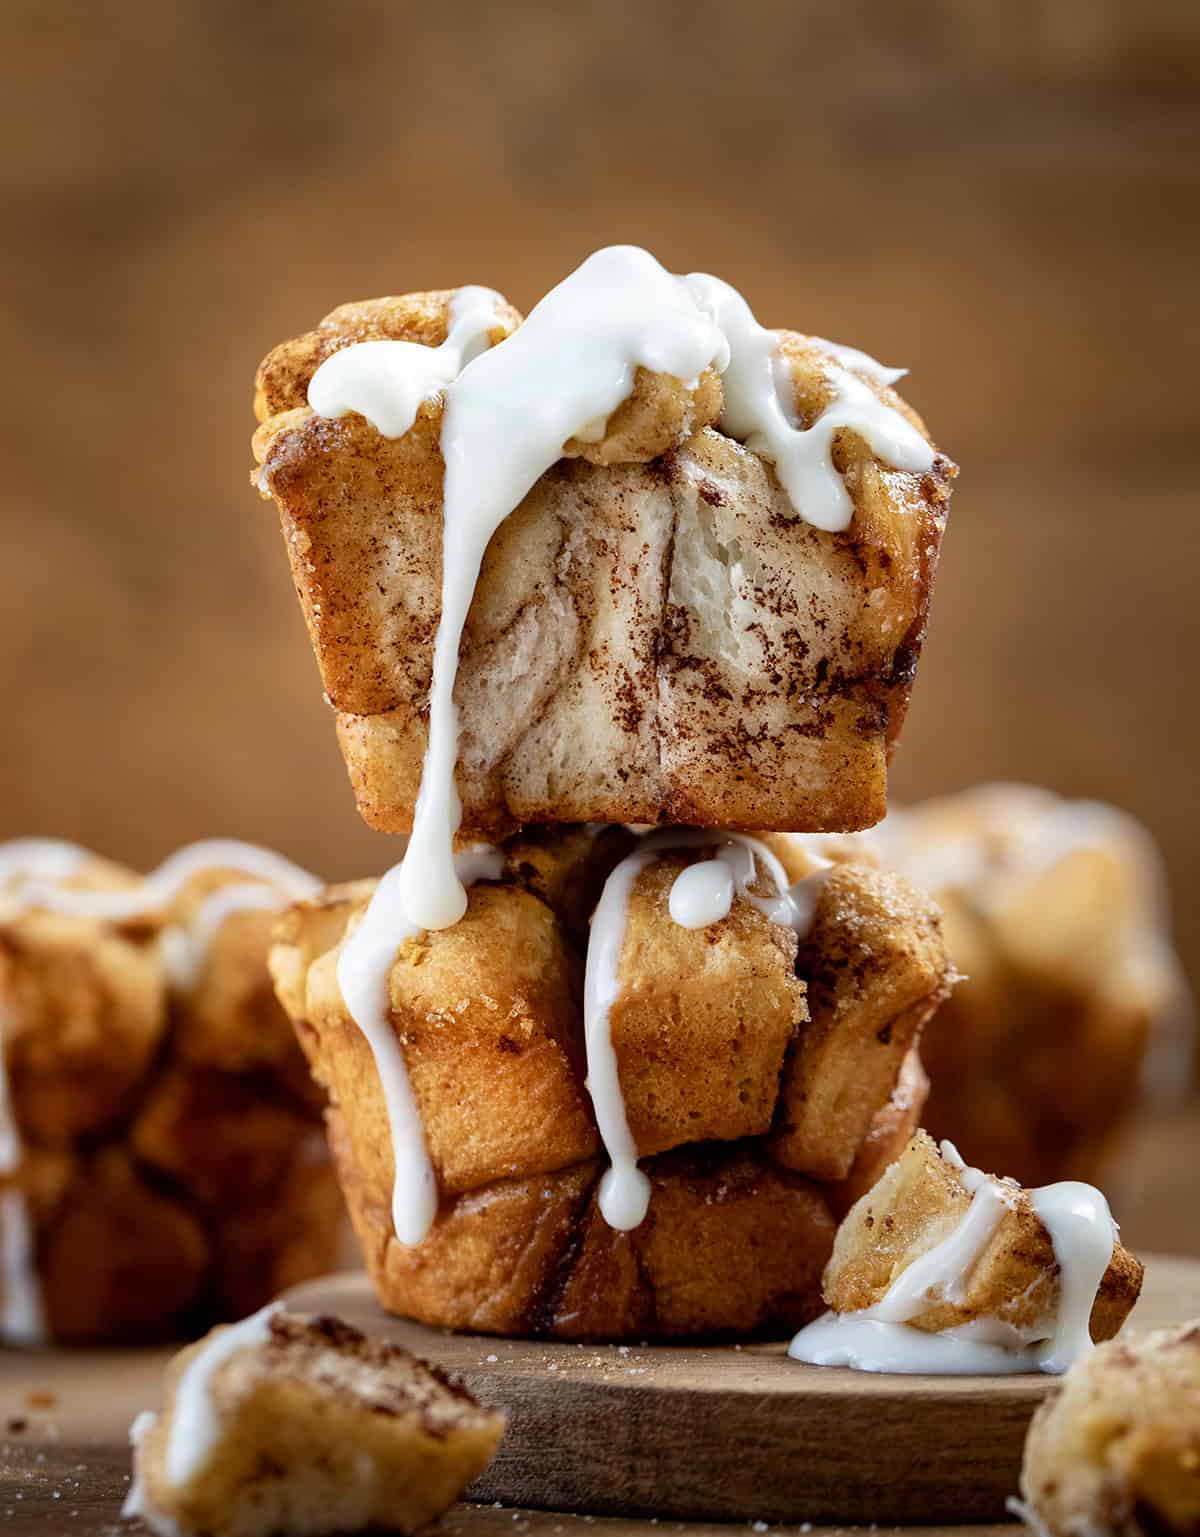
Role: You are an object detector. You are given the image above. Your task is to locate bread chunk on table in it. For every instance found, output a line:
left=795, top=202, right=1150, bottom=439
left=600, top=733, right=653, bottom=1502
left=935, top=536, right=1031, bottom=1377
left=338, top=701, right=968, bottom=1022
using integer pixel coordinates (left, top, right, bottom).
left=1020, top=1321, right=1200, bottom=1537
left=128, top=1308, right=504, bottom=1537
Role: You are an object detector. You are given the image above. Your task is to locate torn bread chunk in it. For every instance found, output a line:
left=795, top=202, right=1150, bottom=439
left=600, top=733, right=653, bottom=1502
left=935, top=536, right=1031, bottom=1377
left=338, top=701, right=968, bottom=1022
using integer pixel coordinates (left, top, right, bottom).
left=824, top=1131, right=1142, bottom=1343
left=253, top=284, right=954, bottom=839
left=1019, top=1321, right=1200, bottom=1537
left=126, top=1308, right=504, bottom=1537
left=274, top=875, right=600, bottom=1204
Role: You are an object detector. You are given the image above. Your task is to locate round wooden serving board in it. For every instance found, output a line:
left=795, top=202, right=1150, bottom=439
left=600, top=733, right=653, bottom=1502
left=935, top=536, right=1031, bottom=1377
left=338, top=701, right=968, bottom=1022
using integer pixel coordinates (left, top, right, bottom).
left=285, top=1255, right=1200, bottom=1527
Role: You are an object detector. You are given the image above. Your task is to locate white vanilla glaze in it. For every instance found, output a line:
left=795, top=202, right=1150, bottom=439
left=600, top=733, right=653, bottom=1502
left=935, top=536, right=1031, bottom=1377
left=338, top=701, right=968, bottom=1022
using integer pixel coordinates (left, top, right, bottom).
left=588, top=829, right=832, bottom=1231
left=167, top=1303, right=281, bottom=1484
left=308, top=285, right=506, bottom=439
left=809, top=336, right=907, bottom=387
left=869, top=785, right=1159, bottom=916
left=335, top=845, right=504, bottom=1247
left=787, top=1313, right=1041, bottom=1376
left=667, top=859, right=735, bottom=929
left=683, top=271, right=934, bottom=533
left=0, top=838, right=88, bottom=898
left=0, top=1185, right=45, bottom=1345
left=789, top=1140, right=1118, bottom=1376
left=1028, top=1180, right=1118, bottom=1374
left=2, top=835, right=319, bottom=989
left=307, top=245, right=934, bottom=938
left=121, top=1302, right=281, bottom=1528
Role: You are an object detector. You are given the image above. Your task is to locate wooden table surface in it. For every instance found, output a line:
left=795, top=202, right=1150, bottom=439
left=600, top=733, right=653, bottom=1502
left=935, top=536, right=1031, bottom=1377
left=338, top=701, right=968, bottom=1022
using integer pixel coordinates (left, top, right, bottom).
left=0, top=1326, right=1015, bottom=1537
left=4, top=1252, right=1200, bottom=1536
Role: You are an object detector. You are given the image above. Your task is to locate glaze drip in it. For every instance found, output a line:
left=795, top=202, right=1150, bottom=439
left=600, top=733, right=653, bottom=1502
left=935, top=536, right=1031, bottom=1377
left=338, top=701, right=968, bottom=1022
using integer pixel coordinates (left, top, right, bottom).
left=588, top=829, right=831, bottom=1231
left=335, top=845, right=504, bottom=1247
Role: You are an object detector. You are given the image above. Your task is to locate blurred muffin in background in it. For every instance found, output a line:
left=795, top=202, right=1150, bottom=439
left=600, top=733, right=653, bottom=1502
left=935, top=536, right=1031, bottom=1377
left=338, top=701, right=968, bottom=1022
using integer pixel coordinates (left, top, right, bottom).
left=0, top=839, right=344, bottom=1345
left=871, top=784, right=1192, bottom=1186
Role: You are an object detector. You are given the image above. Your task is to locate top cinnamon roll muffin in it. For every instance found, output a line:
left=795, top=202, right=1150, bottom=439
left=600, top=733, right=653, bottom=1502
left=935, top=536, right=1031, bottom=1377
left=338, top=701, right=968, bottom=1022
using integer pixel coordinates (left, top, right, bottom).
left=252, top=248, right=955, bottom=870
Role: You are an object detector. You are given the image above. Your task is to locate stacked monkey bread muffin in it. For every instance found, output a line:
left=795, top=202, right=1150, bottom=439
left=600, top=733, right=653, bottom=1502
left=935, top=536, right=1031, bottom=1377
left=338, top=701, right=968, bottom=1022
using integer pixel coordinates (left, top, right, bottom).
left=252, top=246, right=964, bottom=1339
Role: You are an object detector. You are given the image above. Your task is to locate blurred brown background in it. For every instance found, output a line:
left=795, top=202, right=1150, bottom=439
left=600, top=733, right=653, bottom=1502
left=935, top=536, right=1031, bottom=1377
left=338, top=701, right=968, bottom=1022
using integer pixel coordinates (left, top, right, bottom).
left=1, top=3, right=1198, bottom=1108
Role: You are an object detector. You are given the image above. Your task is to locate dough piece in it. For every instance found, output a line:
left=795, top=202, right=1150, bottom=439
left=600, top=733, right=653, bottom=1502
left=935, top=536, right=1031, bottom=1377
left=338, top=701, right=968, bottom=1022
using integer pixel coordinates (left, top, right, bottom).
left=127, top=1308, right=504, bottom=1537
left=271, top=828, right=951, bottom=1340
left=271, top=830, right=948, bottom=1203
left=0, top=892, right=166, bottom=1146
left=332, top=1119, right=836, bottom=1341
left=1019, top=1321, right=1200, bottom=1537
left=824, top=1131, right=1143, bottom=1342
left=770, top=865, right=953, bottom=1180
left=825, top=1048, right=929, bottom=1218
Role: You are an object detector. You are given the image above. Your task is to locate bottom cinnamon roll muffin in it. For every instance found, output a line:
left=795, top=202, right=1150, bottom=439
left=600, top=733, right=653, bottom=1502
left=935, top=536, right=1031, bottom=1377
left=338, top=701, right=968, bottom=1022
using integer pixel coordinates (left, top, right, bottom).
left=0, top=838, right=344, bottom=1345
left=271, top=824, right=951, bottom=1340
left=870, top=784, right=1192, bottom=1185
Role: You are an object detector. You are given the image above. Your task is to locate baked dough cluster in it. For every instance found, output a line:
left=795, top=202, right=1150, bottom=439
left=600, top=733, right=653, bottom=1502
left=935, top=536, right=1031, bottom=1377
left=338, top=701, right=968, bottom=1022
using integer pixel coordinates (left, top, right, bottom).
left=271, top=826, right=952, bottom=1338
left=127, top=1308, right=504, bottom=1537
left=871, top=784, right=1190, bottom=1185
left=253, top=290, right=955, bottom=838
left=1019, top=1321, right=1200, bottom=1537
left=0, top=849, right=343, bottom=1344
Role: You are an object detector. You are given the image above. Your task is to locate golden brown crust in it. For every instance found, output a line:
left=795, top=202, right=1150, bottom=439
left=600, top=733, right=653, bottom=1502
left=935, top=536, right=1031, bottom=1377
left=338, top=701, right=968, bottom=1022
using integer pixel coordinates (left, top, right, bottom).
left=38, top=1147, right=212, bottom=1345
left=1020, top=1322, right=1200, bottom=1537
left=824, top=1131, right=1143, bottom=1343
left=611, top=855, right=807, bottom=1156
left=0, top=902, right=166, bottom=1145
left=253, top=291, right=955, bottom=839
left=335, top=1119, right=835, bottom=1341
left=312, top=880, right=598, bottom=1201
